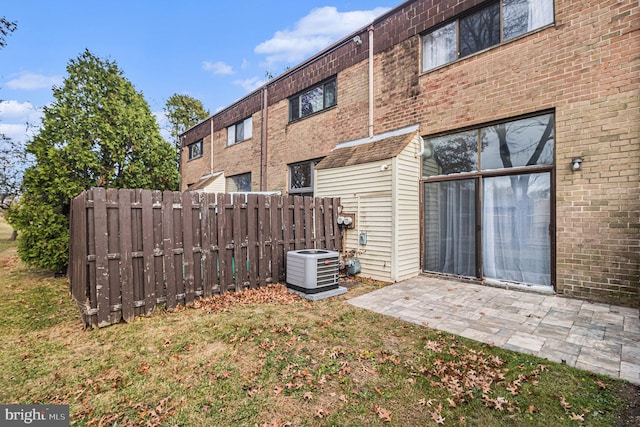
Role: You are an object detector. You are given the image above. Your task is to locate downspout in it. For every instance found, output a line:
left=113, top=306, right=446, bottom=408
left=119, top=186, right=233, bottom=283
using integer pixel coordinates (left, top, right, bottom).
left=260, top=87, right=268, bottom=191
left=368, top=25, right=374, bottom=138
left=210, top=118, right=214, bottom=175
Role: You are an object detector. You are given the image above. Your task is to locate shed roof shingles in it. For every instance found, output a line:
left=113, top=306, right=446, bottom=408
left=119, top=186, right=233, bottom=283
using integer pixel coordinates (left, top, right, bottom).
left=315, top=133, right=416, bottom=170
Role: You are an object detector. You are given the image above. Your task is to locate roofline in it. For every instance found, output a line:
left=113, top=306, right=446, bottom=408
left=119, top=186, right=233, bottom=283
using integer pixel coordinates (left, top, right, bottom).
left=180, top=0, right=417, bottom=138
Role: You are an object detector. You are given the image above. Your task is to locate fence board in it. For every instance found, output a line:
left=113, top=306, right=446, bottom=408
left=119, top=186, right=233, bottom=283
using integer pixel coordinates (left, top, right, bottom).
left=200, top=193, right=212, bottom=297
left=93, top=188, right=110, bottom=327
left=257, top=195, right=268, bottom=287
left=162, top=190, right=177, bottom=309
left=247, top=195, right=258, bottom=289
left=119, top=189, right=134, bottom=322
left=323, top=198, right=334, bottom=252
left=183, top=192, right=195, bottom=305
left=140, top=190, right=155, bottom=315
left=209, top=193, right=220, bottom=294
left=296, top=196, right=303, bottom=249
left=232, top=195, right=243, bottom=292
left=304, top=197, right=313, bottom=248
left=218, top=194, right=229, bottom=293
left=270, top=196, right=282, bottom=283
left=87, top=191, right=97, bottom=316
left=69, top=190, right=341, bottom=327
left=152, top=191, right=164, bottom=300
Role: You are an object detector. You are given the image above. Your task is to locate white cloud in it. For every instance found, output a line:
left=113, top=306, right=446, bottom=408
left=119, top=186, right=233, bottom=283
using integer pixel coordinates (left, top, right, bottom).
left=255, top=6, right=390, bottom=66
left=241, top=59, right=249, bottom=70
left=0, top=100, right=36, bottom=119
left=5, top=72, right=63, bottom=90
left=202, top=61, right=234, bottom=75
left=0, top=100, right=43, bottom=144
left=233, top=77, right=266, bottom=93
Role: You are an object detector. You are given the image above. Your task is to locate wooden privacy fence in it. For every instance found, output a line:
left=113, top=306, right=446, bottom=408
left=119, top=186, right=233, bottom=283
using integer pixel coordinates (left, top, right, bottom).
left=69, top=188, right=341, bottom=328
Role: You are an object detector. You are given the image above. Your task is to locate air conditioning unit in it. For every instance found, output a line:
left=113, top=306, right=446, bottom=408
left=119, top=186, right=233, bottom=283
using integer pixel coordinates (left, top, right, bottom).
left=286, top=249, right=339, bottom=294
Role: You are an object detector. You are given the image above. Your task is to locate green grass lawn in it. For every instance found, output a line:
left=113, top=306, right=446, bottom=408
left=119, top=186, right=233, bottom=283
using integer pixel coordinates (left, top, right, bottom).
left=0, top=217, right=637, bottom=426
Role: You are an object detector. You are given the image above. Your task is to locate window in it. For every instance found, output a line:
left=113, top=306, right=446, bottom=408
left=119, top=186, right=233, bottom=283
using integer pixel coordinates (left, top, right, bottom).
left=289, top=159, right=322, bottom=196
left=188, top=140, right=203, bottom=160
left=226, top=172, right=251, bottom=192
left=422, top=0, right=553, bottom=72
left=289, top=78, right=337, bottom=122
left=227, top=116, right=253, bottom=146
left=423, top=112, right=554, bottom=177
left=422, top=112, right=555, bottom=288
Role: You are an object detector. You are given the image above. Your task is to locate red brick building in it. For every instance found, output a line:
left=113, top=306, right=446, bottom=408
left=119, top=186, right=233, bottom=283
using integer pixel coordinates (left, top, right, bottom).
left=181, top=0, right=639, bottom=307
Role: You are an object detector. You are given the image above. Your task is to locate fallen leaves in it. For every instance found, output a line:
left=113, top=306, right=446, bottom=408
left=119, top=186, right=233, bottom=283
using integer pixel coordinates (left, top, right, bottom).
left=193, top=284, right=302, bottom=314
left=373, top=405, right=392, bottom=422
left=570, top=412, right=585, bottom=422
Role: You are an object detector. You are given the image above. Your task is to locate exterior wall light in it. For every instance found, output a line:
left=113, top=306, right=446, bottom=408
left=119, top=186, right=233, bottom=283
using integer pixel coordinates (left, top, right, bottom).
left=571, top=157, right=583, bottom=171
left=353, top=35, right=362, bottom=46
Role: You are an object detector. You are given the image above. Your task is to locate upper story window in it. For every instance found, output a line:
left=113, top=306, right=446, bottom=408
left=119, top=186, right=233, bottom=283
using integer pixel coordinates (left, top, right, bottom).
left=188, top=140, right=203, bottom=160
left=289, top=78, right=337, bottom=122
left=289, top=159, right=322, bottom=196
left=422, top=0, right=554, bottom=72
left=226, top=172, right=252, bottom=192
left=227, top=116, right=253, bottom=146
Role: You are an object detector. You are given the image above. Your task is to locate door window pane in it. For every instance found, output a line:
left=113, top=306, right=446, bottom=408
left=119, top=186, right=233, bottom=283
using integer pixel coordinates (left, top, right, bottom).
left=459, top=2, right=500, bottom=57
left=422, top=22, right=457, bottom=71
left=424, top=180, right=476, bottom=277
left=423, top=130, right=478, bottom=177
left=482, top=173, right=550, bottom=286
left=480, top=113, right=554, bottom=170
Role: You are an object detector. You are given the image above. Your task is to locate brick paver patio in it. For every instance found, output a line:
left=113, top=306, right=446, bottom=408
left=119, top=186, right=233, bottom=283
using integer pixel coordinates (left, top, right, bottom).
left=349, top=276, right=640, bottom=384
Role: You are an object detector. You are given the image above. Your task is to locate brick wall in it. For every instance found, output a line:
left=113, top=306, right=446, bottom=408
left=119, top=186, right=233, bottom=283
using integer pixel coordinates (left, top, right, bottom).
left=180, top=0, right=639, bottom=306
left=369, top=0, right=638, bottom=305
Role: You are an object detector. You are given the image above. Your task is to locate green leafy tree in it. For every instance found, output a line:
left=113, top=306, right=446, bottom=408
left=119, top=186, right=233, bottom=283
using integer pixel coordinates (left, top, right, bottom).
left=164, top=94, right=210, bottom=161
left=7, top=49, right=178, bottom=271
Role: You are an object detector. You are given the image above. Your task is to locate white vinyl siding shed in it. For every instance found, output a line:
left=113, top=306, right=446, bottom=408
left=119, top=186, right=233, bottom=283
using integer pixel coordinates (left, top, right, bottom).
left=315, top=125, right=422, bottom=282
left=188, top=171, right=225, bottom=193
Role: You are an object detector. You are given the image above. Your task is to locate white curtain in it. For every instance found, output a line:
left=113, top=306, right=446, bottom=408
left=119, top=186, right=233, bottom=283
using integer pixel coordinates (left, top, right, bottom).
left=528, top=0, right=554, bottom=31
left=482, top=174, right=550, bottom=286
left=423, top=22, right=456, bottom=71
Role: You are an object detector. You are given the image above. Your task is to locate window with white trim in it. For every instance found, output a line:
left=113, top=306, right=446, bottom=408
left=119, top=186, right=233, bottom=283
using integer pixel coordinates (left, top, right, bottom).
left=188, top=140, right=203, bottom=160
left=227, top=116, right=253, bottom=146
left=422, top=0, right=554, bottom=72
left=289, top=78, right=337, bottom=122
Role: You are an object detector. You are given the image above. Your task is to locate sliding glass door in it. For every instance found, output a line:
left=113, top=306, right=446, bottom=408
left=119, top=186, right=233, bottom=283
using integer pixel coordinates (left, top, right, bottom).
left=422, top=112, right=554, bottom=288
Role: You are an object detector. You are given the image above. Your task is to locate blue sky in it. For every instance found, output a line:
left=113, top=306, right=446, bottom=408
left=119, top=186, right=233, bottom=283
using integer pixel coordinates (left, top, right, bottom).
left=0, top=1, right=393, bottom=146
